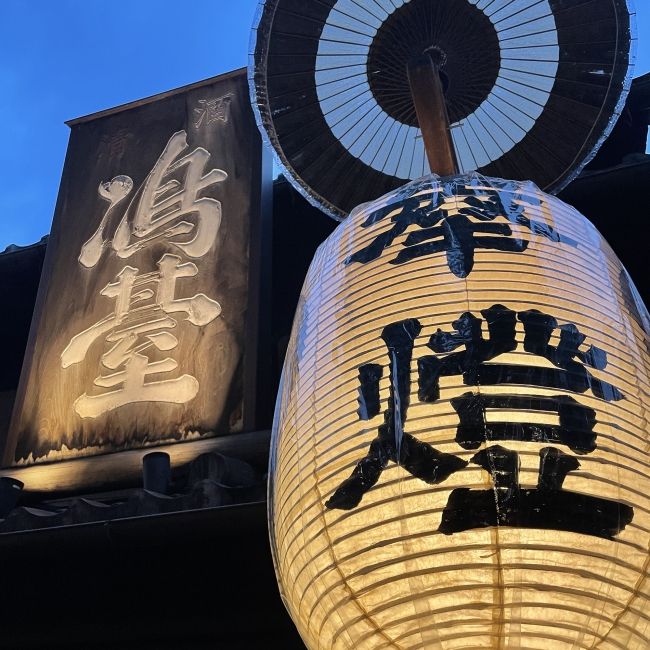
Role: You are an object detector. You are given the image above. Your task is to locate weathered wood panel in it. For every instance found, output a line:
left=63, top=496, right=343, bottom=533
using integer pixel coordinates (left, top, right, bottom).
left=4, top=69, right=271, bottom=466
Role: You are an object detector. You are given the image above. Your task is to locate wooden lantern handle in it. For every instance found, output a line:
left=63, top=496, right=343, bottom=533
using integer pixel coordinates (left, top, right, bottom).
left=407, top=52, right=460, bottom=177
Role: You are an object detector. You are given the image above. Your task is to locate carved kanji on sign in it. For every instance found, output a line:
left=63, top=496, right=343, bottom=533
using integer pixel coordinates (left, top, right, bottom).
left=63, top=131, right=227, bottom=419
left=79, top=131, right=227, bottom=269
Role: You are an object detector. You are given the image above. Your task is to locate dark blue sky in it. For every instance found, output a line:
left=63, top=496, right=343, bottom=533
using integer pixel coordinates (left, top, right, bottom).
left=1, top=1, right=648, bottom=250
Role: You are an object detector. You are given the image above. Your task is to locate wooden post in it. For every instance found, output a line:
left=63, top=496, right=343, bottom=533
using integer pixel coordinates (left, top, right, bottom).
left=407, top=53, right=459, bottom=176
left=142, top=452, right=171, bottom=494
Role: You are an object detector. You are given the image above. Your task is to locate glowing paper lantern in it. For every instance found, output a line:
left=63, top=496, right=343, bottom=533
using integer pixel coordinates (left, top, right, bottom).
left=269, top=174, right=650, bottom=649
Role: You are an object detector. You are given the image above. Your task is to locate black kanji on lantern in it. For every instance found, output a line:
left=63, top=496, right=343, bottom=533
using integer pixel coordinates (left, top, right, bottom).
left=439, top=444, right=631, bottom=539
left=345, top=180, right=577, bottom=278
left=324, top=319, right=467, bottom=511
left=326, top=304, right=633, bottom=540
left=418, top=304, right=623, bottom=406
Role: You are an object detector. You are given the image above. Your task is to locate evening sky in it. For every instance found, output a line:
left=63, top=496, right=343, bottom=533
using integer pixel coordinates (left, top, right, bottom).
left=0, top=0, right=648, bottom=249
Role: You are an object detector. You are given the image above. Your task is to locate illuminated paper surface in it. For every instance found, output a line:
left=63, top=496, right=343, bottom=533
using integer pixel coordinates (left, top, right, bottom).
left=270, top=175, right=650, bottom=649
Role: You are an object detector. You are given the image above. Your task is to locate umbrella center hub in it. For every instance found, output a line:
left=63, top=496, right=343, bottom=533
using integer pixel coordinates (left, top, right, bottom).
left=422, top=46, right=447, bottom=69
left=367, top=0, right=501, bottom=127
left=418, top=47, right=450, bottom=94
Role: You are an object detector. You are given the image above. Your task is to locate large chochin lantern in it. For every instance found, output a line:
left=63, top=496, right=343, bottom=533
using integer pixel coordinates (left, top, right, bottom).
left=269, top=174, right=650, bottom=649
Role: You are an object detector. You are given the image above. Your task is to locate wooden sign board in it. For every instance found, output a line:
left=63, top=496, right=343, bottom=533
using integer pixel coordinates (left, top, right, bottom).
left=3, top=69, right=271, bottom=467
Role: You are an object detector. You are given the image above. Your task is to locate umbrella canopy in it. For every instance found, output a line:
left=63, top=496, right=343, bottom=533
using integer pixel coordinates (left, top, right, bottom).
left=249, top=0, right=635, bottom=220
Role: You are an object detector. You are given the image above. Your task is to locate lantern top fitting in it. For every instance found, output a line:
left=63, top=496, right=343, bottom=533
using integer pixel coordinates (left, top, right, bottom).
left=249, top=0, right=636, bottom=220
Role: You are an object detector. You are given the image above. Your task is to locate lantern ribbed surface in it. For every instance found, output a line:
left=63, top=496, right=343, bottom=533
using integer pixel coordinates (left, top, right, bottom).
left=269, top=174, right=650, bottom=649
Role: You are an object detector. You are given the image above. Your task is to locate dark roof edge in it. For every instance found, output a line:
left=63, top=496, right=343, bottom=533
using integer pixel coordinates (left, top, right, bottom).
left=0, top=235, right=48, bottom=258
left=0, top=500, right=267, bottom=549
left=65, top=67, right=246, bottom=127
left=630, top=72, right=650, bottom=110
left=573, top=158, right=650, bottom=182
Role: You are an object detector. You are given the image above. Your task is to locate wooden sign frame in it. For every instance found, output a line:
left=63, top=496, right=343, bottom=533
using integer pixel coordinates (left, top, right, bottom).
left=2, top=69, right=272, bottom=479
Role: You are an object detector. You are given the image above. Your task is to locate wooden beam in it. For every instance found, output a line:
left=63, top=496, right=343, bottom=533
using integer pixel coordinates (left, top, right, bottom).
left=0, top=430, right=271, bottom=497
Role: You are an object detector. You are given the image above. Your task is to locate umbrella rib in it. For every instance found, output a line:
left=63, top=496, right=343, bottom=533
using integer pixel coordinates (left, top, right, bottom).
left=317, top=83, right=368, bottom=109
left=465, top=114, right=492, bottom=163
left=396, top=123, right=414, bottom=178
left=369, top=115, right=401, bottom=168
left=410, top=131, right=421, bottom=179
left=331, top=96, right=379, bottom=140
left=318, top=70, right=366, bottom=88
left=456, top=121, right=479, bottom=171
left=501, top=67, right=620, bottom=92
left=358, top=110, right=392, bottom=161
left=380, top=123, right=407, bottom=176
left=492, top=90, right=539, bottom=125
left=392, top=123, right=413, bottom=178
left=503, top=57, right=559, bottom=63
left=480, top=0, right=509, bottom=17
left=495, top=9, right=554, bottom=34
left=317, top=72, right=367, bottom=96
left=483, top=97, right=529, bottom=138
left=318, top=32, right=375, bottom=45
left=498, top=27, right=556, bottom=43
left=500, top=43, right=559, bottom=50
left=296, top=97, right=384, bottom=178
left=327, top=5, right=381, bottom=32
left=471, top=107, right=508, bottom=159
left=314, top=61, right=366, bottom=73
left=345, top=107, right=385, bottom=157
left=323, top=89, right=374, bottom=122
left=348, top=0, right=385, bottom=24
left=492, top=0, right=549, bottom=26
left=499, top=70, right=553, bottom=93
left=500, top=66, right=556, bottom=80
left=476, top=102, right=518, bottom=150
left=495, top=80, right=547, bottom=111
left=277, top=7, right=375, bottom=38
